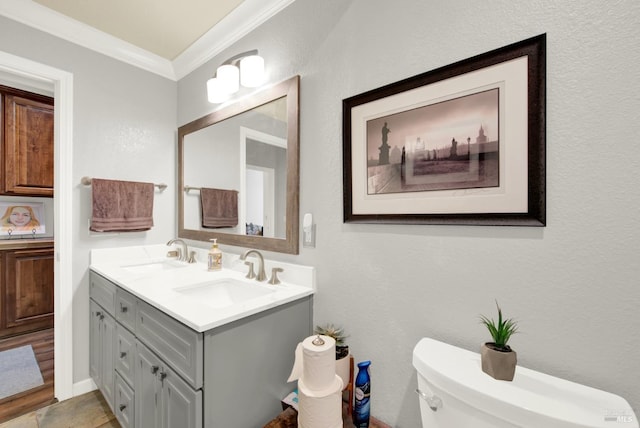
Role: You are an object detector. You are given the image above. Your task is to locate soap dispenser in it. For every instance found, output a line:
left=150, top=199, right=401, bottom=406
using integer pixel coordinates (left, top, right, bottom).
left=207, top=238, right=222, bottom=271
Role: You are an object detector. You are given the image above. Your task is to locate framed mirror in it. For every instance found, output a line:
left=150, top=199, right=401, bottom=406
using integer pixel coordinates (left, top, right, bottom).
left=178, top=75, right=299, bottom=254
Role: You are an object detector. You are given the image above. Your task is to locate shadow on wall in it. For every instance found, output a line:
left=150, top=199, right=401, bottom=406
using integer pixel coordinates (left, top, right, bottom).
left=395, top=376, right=422, bottom=427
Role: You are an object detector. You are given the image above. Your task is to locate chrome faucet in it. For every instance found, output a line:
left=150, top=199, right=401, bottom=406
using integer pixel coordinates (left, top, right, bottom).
left=166, top=238, right=189, bottom=262
left=239, top=249, right=266, bottom=281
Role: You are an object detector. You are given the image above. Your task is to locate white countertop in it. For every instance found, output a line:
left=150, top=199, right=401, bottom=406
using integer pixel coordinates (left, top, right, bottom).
left=90, top=244, right=315, bottom=332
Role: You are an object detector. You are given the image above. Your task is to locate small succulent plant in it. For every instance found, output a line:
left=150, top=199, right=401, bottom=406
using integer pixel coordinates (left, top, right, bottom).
left=314, top=323, right=348, bottom=347
left=480, top=301, right=518, bottom=351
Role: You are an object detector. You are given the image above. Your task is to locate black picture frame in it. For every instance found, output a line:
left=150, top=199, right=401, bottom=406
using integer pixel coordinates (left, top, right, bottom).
left=342, top=34, right=546, bottom=226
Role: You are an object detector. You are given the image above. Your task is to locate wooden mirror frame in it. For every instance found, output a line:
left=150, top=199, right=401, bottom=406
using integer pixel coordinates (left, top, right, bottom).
left=178, top=75, right=299, bottom=254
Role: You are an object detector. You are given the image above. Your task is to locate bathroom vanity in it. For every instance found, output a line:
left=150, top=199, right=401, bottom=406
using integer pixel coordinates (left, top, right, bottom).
left=89, top=245, right=315, bottom=428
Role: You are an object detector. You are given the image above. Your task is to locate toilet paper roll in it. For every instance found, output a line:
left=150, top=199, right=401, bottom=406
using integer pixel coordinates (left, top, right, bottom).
left=288, top=335, right=336, bottom=391
left=298, top=375, right=343, bottom=428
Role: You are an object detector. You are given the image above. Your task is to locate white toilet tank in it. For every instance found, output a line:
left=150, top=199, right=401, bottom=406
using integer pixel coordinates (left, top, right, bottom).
left=413, top=338, right=637, bottom=428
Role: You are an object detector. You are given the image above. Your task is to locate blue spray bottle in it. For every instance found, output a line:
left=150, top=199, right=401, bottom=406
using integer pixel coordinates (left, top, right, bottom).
left=353, top=360, right=371, bottom=427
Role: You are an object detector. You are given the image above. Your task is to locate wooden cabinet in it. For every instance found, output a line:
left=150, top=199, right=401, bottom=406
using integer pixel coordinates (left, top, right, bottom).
left=1, top=86, right=54, bottom=197
left=0, top=247, right=54, bottom=338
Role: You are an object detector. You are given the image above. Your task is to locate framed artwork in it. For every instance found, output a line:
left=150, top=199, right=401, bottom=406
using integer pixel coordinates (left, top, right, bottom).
left=343, top=34, right=546, bottom=226
left=0, top=202, right=46, bottom=236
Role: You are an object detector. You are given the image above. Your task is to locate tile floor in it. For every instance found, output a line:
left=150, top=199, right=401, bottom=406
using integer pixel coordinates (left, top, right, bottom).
left=0, top=390, right=391, bottom=428
left=0, top=391, right=118, bottom=428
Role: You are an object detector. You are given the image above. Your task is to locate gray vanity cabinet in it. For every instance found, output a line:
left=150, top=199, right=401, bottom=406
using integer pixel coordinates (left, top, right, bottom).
left=115, top=373, right=135, bottom=427
left=89, top=300, right=116, bottom=410
left=203, top=297, right=313, bottom=428
left=116, top=324, right=136, bottom=386
left=89, top=269, right=313, bottom=427
left=135, top=340, right=202, bottom=428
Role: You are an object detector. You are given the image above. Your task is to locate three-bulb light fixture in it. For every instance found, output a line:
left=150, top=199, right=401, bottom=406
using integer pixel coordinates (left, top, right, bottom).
left=207, top=49, right=265, bottom=103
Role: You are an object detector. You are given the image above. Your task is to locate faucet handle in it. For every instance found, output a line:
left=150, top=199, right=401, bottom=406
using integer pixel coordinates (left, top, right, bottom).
left=188, top=251, right=197, bottom=264
left=244, top=261, right=256, bottom=279
left=268, top=267, right=284, bottom=285
left=166, top=250, right=179, bottom=259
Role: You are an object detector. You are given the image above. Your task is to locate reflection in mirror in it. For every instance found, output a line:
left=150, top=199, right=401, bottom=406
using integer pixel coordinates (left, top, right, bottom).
left=178, top=76, right=299, bottom=254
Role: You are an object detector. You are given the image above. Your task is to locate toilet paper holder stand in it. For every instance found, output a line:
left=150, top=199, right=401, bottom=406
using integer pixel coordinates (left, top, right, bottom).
left=345, top=354, right=355, bottom=416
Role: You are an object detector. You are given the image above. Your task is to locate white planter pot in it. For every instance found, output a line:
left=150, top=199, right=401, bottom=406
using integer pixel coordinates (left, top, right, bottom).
left=336, top=354, right=351, bottom=389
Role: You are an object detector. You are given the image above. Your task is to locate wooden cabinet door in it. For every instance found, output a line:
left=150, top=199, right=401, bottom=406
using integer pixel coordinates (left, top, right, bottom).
left=3, top=94, right=54, bottom=196
left=0, top=248, right=54, bottom=337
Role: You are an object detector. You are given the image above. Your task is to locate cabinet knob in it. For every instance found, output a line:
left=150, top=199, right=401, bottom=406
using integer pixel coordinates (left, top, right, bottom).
left=120, top=305, right=128, bottom=313
left=159, top=371, right=167, bottom=381
left=119, top=404, right=127, bottom=412
left=151, top=365, right=159, bottom=374
left=120, top=351, right=127, bottom=359
left=96, top=311, right=102, bottom=317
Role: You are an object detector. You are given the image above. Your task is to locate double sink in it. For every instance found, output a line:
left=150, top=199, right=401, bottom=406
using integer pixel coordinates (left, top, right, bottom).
left=90, top=245, right=315, bottom=332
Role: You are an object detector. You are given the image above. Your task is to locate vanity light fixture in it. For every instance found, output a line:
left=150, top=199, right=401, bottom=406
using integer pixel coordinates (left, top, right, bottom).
left=207, top=49, right=265, bottom=103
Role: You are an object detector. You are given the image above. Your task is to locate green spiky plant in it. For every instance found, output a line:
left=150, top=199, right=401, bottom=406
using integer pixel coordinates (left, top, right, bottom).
left=479, top=301, right=518, bottom=352
left=314, top=323, right=349, bottom=359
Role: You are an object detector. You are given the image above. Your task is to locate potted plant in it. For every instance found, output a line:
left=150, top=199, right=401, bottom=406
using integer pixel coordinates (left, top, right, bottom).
left=314, top=323, right=350, bottom=386
left=479, top=301, right=519, bottom=381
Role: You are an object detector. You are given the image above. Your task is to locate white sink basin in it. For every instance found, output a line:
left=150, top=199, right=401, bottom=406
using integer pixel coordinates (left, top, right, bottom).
left=175, top=278, right=275, bottom=309
left=122, top=260, right=187, bottom=274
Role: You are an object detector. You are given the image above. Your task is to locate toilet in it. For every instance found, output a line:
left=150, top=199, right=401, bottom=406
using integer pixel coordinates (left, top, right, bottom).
left=413, top=338, right=638, bottom=428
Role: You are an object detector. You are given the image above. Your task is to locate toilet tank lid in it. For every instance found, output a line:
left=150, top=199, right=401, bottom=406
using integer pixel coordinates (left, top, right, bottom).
left=412, top=338, right=638, bottom=428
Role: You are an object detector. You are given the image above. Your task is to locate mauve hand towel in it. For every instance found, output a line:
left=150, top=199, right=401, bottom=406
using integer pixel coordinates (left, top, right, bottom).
left=200, top=188, right=238, bottom=228
left=90, top=178, right=154, bottom=232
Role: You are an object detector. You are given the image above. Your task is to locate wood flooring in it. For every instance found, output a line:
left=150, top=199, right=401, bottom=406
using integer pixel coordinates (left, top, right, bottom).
left=0, top=329, right=55, bottom=424
left=0, top=390, right=118, bottom=428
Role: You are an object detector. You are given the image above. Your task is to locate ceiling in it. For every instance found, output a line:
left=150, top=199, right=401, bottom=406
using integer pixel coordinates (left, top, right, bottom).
left=32, top=0, right=244, bottom=61
left=0, top=0, right=295, bottom=80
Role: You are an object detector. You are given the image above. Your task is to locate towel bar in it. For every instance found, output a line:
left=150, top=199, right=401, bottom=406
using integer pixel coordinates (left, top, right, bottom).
left=184, top=186, right=238, bottom=193
left=183, top=185, right=201, bottom=193
left=81, top=176, right=167, bottom=191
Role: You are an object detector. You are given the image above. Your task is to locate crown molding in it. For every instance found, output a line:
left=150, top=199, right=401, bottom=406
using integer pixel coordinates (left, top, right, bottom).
left=0, top=0, right=295, bottom=82
left=172, top=0, right=295, bottom=80
left=0, top=0, right=175, bottom=79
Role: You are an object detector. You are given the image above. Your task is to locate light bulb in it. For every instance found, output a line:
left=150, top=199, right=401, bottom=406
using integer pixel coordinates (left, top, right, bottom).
left=216, top=64, right=239, bottom=94
left=207, top=77, right=229, bottom=103
left=240, top=55, right=265, bottom=88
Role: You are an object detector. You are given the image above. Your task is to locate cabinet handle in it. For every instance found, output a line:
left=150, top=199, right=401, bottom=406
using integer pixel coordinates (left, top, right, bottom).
left=120, top=305, right=128, bottom=313
left=120, top=351, right=127, bottom=358
left=159, top=371, right=167, bottom=381
left=96, top=311, right=102, bottom=317
left=119, top=404, right=127, bottom=412
left=151, top=365, right=159, bottom=374
left=99, top=315, right=104, bottom=320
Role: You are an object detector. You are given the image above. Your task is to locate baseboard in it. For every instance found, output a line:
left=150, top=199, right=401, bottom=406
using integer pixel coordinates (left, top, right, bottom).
left=72, top=378, right=97, bottom=397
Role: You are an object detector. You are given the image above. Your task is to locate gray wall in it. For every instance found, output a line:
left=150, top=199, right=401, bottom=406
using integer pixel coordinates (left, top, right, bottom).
left=0, top=16, right=177, bottom=386
left=178, top=0, right=640, bottom=425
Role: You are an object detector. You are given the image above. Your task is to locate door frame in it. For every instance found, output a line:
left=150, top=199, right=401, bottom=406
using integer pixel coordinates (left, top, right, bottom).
left=0, top=50, right=74, bottom=401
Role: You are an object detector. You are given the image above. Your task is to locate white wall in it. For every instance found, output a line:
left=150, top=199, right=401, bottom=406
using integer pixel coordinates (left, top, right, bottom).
left=0, top=16, right=177, bottom=387
left=179, top=0, right=640, bottom=425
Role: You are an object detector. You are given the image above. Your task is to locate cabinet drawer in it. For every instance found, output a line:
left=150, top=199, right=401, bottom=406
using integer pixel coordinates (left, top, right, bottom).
left=90, top=271, right=116, bottom=315
left=115, top=373, right=135, bottom=428
left=116, top=324, right=136, bottom=388
left=136, top=299, right=203, bottom=389
left=116, top=288, right=137, bottom=332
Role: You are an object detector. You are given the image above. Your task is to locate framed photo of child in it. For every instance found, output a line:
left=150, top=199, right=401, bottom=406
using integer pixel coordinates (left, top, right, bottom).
left=0, top=202, right=46, bottom=236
